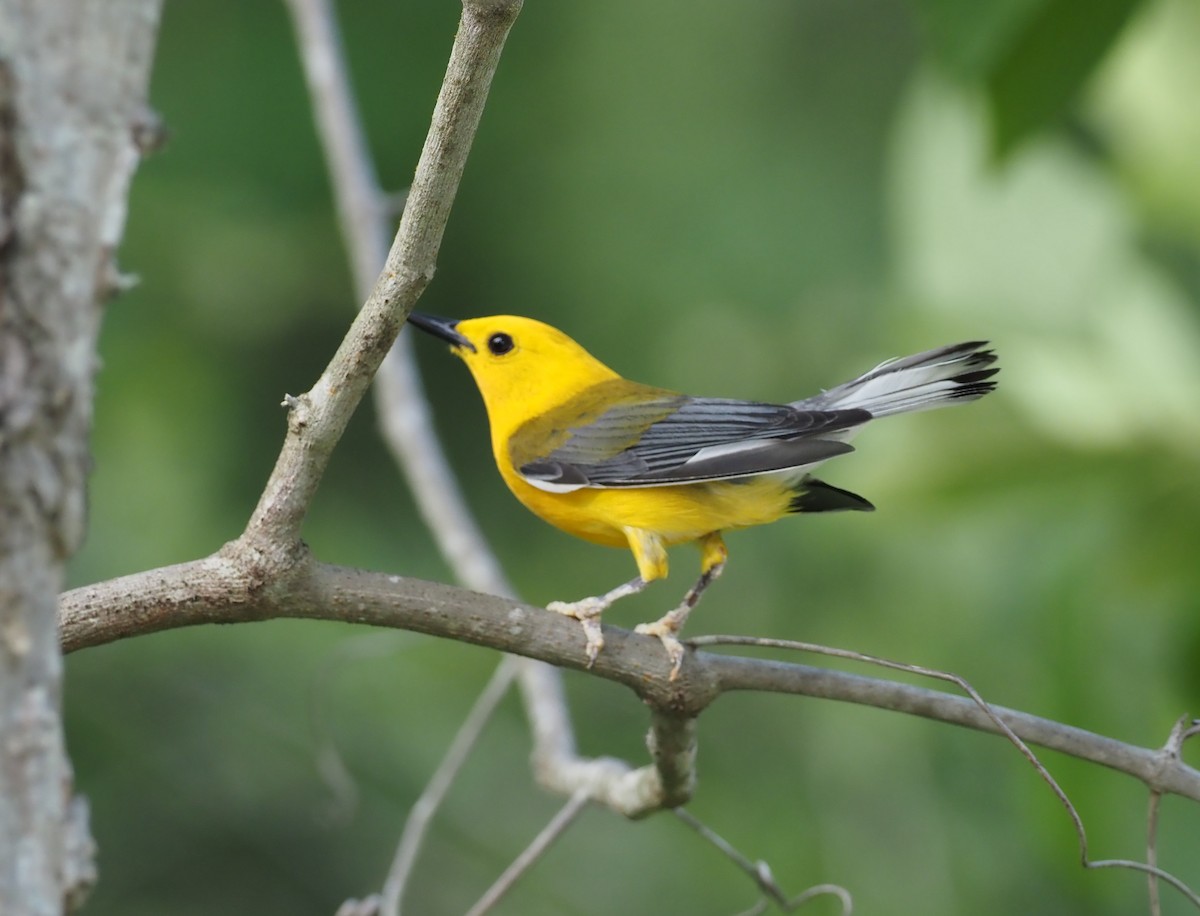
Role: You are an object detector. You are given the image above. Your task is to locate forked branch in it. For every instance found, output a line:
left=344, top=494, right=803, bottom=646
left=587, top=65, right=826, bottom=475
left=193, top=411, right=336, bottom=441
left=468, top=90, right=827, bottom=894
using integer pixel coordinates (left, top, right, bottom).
left=283, top=0, right=689, bottom=846
left=242, top=0, right=523, bottom=557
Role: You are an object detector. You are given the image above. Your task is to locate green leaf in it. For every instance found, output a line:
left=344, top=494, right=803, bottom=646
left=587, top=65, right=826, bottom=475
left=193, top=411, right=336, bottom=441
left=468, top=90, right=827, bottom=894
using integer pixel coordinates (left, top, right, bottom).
left=912, top=0, right=1044, bottom=80
left=985, top=0, right=1144, bottom=158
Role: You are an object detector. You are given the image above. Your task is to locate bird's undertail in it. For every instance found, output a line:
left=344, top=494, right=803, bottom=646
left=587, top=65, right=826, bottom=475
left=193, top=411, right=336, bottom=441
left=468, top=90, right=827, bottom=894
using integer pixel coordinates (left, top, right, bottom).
left=794, top=341, right=998, bottom=418
left=788, top=477, right=875, bottom=513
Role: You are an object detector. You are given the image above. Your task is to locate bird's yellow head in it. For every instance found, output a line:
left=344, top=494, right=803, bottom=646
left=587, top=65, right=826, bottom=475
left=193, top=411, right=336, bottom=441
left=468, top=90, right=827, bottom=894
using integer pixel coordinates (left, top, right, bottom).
left=407, top=313, right=621, bottom=435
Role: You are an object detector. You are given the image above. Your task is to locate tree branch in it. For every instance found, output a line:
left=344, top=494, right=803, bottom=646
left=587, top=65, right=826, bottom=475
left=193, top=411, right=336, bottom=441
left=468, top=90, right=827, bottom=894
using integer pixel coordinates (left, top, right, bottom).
left=242, top=0, right=522, bottom=556
left=58, top=560, right=1200, bottom=805
left=284, top=0, right=691, bottom=838
left=378, top=657, right=519, bottom=915
left=463, top=790, right=590, bottom=916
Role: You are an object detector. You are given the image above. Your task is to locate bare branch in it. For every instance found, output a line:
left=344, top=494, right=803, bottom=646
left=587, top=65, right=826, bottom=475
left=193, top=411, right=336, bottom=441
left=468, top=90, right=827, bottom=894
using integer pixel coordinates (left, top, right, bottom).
left=243, top=0, right=523, bottom=554
left=285, top=0, right=515, bottom=593
left=647, top=712, right=697, bottom=809
left=1147, top=717, right=1200, bottom=914
left=284, top=0, right=388, bottom=291
left=58, top=562, right=1200, bottom=806
left=378, top=657, right=519, bottom=916
left=1148, top=786, right=1164, bottom=916
left=694, top=639, right=1200, bottom=801
left=693, top=635, right=1200, bottom=906
left=285, top=0, right=693, bottom=835
left=463, top=790, right=590, bottom=916
left=1084, top=859, right=1200, bottom=909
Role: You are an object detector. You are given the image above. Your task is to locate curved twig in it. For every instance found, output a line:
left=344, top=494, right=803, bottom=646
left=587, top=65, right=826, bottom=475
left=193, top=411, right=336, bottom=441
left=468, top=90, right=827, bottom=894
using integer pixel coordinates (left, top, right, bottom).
left=692, top=635, right=1200, bottom=908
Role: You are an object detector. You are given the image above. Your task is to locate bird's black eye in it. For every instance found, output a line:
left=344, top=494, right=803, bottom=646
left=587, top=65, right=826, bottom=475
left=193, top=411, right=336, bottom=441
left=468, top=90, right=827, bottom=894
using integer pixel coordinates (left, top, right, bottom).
left=487, top=332, right=514, bottom=356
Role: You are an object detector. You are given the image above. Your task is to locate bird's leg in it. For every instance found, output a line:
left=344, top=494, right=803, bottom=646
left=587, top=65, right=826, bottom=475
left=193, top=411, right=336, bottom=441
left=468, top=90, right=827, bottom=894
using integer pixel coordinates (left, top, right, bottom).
left=548, top=527, right=668, bottom=667
left=547, top=576, right=649, bottom=666
left=636, top=533, right=728, bottom=680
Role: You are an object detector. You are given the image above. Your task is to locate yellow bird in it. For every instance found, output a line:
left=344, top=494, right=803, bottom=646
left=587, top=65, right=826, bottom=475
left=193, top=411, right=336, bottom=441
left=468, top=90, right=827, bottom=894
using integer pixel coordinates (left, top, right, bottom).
left=408, top=313, right=997, bottom=676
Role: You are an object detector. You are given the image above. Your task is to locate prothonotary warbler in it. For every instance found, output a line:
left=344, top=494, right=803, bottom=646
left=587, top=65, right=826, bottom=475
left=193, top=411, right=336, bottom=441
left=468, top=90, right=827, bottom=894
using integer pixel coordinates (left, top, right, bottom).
left=408, top=313, right=998, bottom=677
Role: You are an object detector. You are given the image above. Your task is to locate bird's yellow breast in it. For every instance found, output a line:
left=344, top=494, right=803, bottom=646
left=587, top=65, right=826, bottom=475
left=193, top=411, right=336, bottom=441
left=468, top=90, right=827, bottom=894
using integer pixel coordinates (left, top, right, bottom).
left=495, top=458, right=794, bottom=549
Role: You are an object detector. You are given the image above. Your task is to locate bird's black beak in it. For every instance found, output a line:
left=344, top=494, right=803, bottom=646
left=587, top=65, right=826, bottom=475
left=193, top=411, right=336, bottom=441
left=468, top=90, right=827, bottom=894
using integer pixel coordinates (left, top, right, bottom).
left=407, top=312, right=476, bottom=353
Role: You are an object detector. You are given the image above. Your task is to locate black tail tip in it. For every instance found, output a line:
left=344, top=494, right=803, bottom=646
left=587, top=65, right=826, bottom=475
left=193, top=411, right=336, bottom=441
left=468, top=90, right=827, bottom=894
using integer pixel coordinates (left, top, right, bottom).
left=790, top=478, right=875, bottom=514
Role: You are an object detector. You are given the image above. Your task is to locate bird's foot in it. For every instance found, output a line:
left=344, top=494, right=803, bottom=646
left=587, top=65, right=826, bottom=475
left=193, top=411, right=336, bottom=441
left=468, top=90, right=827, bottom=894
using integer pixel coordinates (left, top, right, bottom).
left=547, top=597, right=607, bottom=667
left=634, top=617, right=686, bottom=681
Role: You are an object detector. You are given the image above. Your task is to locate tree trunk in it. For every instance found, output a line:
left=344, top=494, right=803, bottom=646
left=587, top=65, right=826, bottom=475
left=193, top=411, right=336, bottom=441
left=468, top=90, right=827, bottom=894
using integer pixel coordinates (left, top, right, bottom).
left=0, top=1, right=161, bottom=912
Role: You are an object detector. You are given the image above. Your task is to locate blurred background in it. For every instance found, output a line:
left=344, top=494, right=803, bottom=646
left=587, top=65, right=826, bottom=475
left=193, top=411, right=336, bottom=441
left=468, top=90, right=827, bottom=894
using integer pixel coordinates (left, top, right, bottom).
left=66, top=0, right=1200, bottom=914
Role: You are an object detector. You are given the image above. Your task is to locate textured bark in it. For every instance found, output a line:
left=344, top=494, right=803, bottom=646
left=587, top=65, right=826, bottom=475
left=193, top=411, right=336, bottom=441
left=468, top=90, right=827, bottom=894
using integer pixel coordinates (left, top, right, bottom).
left=0, top=1, right=161, bottom=913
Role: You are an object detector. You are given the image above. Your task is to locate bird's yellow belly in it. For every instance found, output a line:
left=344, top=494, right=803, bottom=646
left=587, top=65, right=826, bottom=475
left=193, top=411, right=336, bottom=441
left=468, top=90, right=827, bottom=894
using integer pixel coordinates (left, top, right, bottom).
left=502, top=471, right=794, bottom=548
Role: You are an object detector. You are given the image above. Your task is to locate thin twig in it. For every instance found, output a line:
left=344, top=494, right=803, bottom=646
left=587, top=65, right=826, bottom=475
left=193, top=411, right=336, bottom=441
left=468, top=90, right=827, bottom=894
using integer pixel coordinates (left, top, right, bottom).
left=284, top=0, right=388, bottom=288
left=694, top=634, right=1089, bottom=832
left=463, top=790, right=591, bottom=916
left=672, top=806, right=789, bottom=908
left=379, top=657, right=520, bottom=916
left=1147, top=785, right=1163, bottom=916
left=674, top=809, right=853, bottom=915
left=685, top=633, right=1200, bottom=797
left=690, top=634, right=1200, bottom=908
left=1148, top=717, right=1200, bottom=915
left=1083, top=860, right=1199, bottom=909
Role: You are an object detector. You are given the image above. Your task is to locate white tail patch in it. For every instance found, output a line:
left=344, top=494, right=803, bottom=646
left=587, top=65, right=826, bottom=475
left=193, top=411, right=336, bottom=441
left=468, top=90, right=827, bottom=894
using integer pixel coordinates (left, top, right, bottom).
left=793, top=342, right=997, bottom=419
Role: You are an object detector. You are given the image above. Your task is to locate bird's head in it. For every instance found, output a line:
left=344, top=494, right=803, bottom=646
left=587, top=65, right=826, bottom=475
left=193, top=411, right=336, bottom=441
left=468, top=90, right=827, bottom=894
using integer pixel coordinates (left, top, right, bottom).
left=407, top=313, right=620, bottom=424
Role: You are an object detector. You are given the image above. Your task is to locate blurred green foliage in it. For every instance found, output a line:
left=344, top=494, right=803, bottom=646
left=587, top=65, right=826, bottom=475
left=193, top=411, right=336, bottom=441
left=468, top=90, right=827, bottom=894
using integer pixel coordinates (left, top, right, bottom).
left=65, top=1, right=1200, bottom=914
left=916, top=0, right=1146, bottom=157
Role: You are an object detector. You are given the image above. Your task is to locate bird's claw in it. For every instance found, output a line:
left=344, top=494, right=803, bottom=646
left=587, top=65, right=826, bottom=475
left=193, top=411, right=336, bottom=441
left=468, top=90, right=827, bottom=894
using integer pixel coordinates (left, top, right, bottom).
left=547, top=596, right=607, bottom=620
left=579, top=618, right=604, bottom=667
left=547, top=598, right=606, bottom=666
left=634, top=620, right=686, bottom=681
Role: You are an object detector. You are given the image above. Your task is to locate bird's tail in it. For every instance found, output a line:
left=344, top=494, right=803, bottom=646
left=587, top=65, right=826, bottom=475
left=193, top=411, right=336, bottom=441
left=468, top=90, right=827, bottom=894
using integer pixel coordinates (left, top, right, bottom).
left=793, top=341, right=998, bottom=418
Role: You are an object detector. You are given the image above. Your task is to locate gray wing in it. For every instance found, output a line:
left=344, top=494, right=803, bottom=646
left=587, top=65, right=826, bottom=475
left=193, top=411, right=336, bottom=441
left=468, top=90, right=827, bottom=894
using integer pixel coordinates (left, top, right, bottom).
left=518, top=395, right=871, bottom=491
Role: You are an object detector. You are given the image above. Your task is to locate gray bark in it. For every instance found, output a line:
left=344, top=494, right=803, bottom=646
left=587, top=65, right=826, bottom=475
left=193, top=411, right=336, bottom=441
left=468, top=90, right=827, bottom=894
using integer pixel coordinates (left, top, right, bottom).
left=0, top=1, right=161, bottom=913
